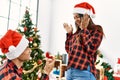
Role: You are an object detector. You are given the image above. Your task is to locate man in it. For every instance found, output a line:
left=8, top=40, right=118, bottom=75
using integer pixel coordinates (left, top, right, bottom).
left=0, top=29, right=55, bottom=80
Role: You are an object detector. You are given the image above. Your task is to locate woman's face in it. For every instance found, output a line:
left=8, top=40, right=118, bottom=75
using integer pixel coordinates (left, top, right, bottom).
left=73, top=13, right=82, bottom=28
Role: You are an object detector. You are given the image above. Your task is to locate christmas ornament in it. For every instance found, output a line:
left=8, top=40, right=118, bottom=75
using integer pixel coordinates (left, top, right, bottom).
left=24, top=26, right=27, bottom=32
left=37, top=59, right=42, bottom=65
left=33, top=43, right=37, bottom=47
left=28, top=37, right=33, bottom=41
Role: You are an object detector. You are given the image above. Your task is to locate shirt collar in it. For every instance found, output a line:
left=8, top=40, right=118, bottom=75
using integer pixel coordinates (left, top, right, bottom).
left=7, top=59, right=23, bottom=72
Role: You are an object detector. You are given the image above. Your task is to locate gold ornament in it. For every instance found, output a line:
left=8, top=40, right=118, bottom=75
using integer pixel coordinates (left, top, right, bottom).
left=33, top=43, right=37, bottom=47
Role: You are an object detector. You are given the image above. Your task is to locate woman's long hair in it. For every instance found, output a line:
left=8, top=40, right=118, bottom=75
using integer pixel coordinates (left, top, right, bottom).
left=88, top=17, right=104, bottom=34
left=77, top=14, right=104, bottom=34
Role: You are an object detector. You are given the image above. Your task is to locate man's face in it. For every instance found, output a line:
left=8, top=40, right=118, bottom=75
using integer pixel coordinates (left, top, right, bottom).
left=18, top=47, right=31, bottom=62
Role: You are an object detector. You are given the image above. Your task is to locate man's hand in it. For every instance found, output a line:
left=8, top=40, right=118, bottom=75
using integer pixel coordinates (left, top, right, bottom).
left=63, top=23, right=73, bottom=33
left=80, top=13, right=90, bottom=29
left=43, top=58, right=55, bottom=75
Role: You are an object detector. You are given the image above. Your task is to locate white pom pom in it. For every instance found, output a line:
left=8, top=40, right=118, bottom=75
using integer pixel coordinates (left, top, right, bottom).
left=89, top=9, right=95, bottom=18
left=8, top=45, right=16, bottom=52
left=91, top=14, right=95, bottom=18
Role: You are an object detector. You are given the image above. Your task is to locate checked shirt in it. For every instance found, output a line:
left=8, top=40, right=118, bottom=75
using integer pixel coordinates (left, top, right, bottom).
left=65, top=26, right=103, bottom=77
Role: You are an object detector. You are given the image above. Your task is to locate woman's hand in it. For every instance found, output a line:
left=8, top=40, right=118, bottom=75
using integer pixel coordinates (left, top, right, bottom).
left=63, top=23, right=73, bottom=33
left=80, top=13, right=90, bottom=29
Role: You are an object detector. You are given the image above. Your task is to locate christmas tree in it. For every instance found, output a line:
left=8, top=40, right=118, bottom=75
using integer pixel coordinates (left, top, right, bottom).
left=96, top=50, right=114, bottom=80
left=0, top=55, right=6, bottom=66
left=17, top=8, right=45, bottom=80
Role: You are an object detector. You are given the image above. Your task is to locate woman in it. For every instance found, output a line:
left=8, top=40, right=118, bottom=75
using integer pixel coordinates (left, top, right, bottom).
left=63, top=2, right=104, bottom=80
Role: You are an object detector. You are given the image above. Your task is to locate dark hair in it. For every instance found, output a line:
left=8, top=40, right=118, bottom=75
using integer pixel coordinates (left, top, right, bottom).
left=80, top=14, right=103, bottom=33
left=87, top=17, right=104, bottom=35
left=78, top=14, right=83, bottom=18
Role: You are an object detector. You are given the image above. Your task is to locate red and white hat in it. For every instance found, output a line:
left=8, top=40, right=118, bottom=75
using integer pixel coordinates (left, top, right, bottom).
left=0, top=29, right=29, bottom=60
left=73, top=2, right=95, bottom=18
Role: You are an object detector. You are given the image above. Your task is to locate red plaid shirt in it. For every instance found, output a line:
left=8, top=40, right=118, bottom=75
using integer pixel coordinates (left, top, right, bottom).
left=41, top=73, right=49, bottom=80
left=65, top=26, right=103, bottom=77
left=0, top=60, right=23, bottom=80
left=0, top=60, right=49, bottom=80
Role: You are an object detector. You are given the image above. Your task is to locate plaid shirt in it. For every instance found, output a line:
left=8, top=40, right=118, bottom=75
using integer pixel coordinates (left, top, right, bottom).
left=0, top=59, right=23, bottom=80
left=65, top=26, right=103, bottom=77
left=0, top=60, right=49, bottom=80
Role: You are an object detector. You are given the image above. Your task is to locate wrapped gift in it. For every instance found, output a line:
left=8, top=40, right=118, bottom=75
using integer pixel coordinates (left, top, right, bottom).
left=96, top=65, right=104, bottom=80
left=113, top=58, right=120, bottom=77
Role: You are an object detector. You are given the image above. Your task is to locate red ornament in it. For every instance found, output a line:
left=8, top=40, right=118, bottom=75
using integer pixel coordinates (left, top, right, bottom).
left=37, top=59, right=42, bottom=65
left=24, top=27, right=27, bottom=32
left=28, top=37, right=33, bottom=41
left=46, top=52, right=53, bottom=59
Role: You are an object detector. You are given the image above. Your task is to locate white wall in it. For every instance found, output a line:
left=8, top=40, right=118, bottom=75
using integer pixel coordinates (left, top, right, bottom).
left=38, top=0, right=52, bottom=52
left=38, top=0, right=120, bottom=67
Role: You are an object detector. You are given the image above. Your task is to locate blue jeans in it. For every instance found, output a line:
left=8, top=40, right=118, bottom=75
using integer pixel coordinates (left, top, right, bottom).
left=66, top=66, right=96, bottom=80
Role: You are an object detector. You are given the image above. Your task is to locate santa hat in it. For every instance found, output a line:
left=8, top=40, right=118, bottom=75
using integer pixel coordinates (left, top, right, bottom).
left=0, top=29, right=29, bottom=60
left=73, top=2, right=95, bottom=18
